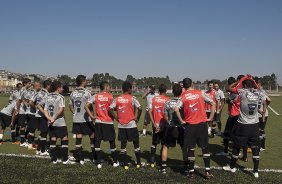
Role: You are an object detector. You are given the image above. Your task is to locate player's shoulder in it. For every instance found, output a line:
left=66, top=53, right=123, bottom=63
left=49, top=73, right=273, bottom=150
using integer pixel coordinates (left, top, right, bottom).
left=57, top=93, right=65, bottom=99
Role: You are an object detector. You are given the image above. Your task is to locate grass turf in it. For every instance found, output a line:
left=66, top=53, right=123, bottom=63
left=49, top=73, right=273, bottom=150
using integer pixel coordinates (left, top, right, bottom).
left=0, top=94, right=282, bottom=183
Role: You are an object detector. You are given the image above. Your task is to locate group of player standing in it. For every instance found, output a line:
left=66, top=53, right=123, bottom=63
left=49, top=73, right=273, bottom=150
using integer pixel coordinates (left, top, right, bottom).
left=0, top=74, right=270, bottom=180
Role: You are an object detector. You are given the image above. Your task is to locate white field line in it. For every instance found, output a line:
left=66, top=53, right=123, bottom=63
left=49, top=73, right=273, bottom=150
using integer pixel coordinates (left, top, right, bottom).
left=0, top=153, right=282, bottom=173
left=268, top=106, right=280, bottom=116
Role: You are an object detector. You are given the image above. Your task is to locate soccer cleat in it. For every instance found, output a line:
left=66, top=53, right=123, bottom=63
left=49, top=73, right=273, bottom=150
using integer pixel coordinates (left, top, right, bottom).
left=28, top=144, right=36, bottom=150
left=20, top=142, right=28, bottom=147
left=223, top=165, right=236, bottom=173
left=80, top=160, right=85, bottom=165
left=253, top=172, right=259, bottom=178
left=113, top=162, right=120, bottom=168
left=12, top=141, right=20, bottom=145
left=159, top=168, right=167, bottom=174
left=52, top=160, right=58, bottom=164
left=69, top=156, right=76, bottom=161
left=124, top=166, right=129, bottom=170
left=216, top=151, right=228, bottom=156
left=260, top=148, right=266, bottom=152
left=187, top=172, right=196, bottom=180
left=205, top=170, right=214, bottom=180
left=63, top=160, right=76, bottom=165
left=97, top=164, right=102, bottom=169
left=36, top=151, right=41, bottom=155
left=40, top=152, right=50, bottom=156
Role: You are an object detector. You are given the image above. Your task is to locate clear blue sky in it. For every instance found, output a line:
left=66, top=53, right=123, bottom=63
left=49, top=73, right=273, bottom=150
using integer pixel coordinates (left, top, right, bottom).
left=0, top=0, right=281, bottom=84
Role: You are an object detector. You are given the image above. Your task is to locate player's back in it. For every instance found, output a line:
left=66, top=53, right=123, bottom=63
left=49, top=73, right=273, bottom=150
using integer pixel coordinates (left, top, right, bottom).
left=45, top=93, right=65, bottom=126
left=94, top=92, right=114, bottom=122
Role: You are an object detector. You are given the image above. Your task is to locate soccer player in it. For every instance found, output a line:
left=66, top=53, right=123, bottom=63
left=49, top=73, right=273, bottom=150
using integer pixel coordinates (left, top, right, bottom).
left=26, top=82, right=41, bottom=150
left=160, top=83, right=187, bottom=174
left=0, top=101, right=17, bottom=144
left=214, top=82, right=225, bottom=136
left=175, top=78, right=216, bottom=180
left=140, top=85, right=158, bottom=137
left=44, top=81, right=74, bottom=165
left=85, top=81, right=119, bottom=168
left=33, top=80, right=51, bottom=156
left=205, top=81, right=218, bottom=138
left=109, top=81, right=142, bottom=170
left=69, top=75, right=94, bottom=165
left=256, top=79, right=271, bottom=151
left=148, top=84, right=169, bottom=168
left=9, top=83, right=22, bottom=103
left=216, top=77, right=240, bottom=156
left=223, top=75, right=265, bottom=178
left=16, top=78, right=32, bottom=147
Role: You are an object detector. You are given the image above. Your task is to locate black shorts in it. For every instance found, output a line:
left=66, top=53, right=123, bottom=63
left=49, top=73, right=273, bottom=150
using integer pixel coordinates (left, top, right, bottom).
left=49, top=126, right=68, bottom=138
left=144, top=111, right=151, bottom=125
left=232, top=123, right=260, bottom=147
left=183, top=122, right=209, bottom=149
left=223, top=116, right=238, bottom=140
left=152, top=122, right=168, bottom=145
left=17, top=114, right=26, bottom=127
left=164, top=125, right=184, bottom=148
left=37, top=117, right=49, bottom=133
left=72, top=122, right=94, bottom=136
left=259, top=117, right=268, bottom=131
left=118, top=127, right=139, bottom=142
left=26, top=114, right=37, bottom=131
left=0, top=112, right=12, bottom=129
left=95, top=123, right=115, bottom=141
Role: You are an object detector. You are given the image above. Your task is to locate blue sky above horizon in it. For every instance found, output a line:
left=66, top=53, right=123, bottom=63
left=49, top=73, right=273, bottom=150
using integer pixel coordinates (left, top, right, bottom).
left=0, top=0, right=281, bottom=84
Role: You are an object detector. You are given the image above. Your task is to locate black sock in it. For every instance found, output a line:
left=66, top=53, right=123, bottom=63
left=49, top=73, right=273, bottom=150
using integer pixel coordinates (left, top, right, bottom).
left=161, top=161, right=167, bottom=170
left=224, top=139, right=229, bottom=153
left=20, top=130, right=25, bottom=144
left=150, top=145, right=156, bottom=163
left=95, top=149, right=102, bottom=164
left=62, top=140, right=69, bottom=162
left=50, top=140, right=57, bottom=162
left=135, top=149, right=141, bottom=165
left=11, top=129, right=16, bottom=142
left=202, top=148, right=211, bottom=170
left=111, top=150, right=118, bottom=163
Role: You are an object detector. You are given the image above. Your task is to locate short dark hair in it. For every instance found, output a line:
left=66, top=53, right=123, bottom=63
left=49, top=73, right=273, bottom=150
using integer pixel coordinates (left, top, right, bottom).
left=76, top=75, right=86, bottom=86
left=149, top=85, right=156, bottom=91
left=50, top=81, right=62, bottom=92
left=254, top=77, right=262, bottom=85
left=122, top=81, right=132, bottom=92
left=16, top=83, right=22, bottom=88
left=99, top=81, right=109, bottom=91
left=158, top=84, right=167, bottom=94
left=172, top=84, right=182, bottom=97
left=242, top=79, right=255, bottom=88
left=43, top=80, right=52, bottom=88
left=207, top=81, right=213, bottom=86
left=183, top=78, right=192, bottom=89
left=22, top=78, right=31, bottom=86
left=237, top=75, right=244, bottom=81
left=214, top=82, right=219, bottom=85
left=228, top=77, right=236, bottom=85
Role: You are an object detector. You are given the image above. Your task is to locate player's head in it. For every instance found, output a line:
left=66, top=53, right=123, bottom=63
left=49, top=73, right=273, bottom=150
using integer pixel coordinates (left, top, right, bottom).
left=100, top=81, right=110, bottom=91
left=50, top=81, right=63, bottom=93
left=158, top=84, right=167, bottom=94
left=214, top=82, right=220, bottom=90
left=43, top=80, right=52, bottom=91
left=16, top=83, right=22, bottom=90
left=207, top=81, right=214, bottom=90
left=172, top=83, right=182, bottom=97
left=254, top=77, right=263, bottom=88
left=242, top=79, right=255, bottom=89
left=182, top=78, right=193, bottom=89
left=237, top=75, right=244, bottom=81
left=22, top=78, right=32, bottom=88
left=76, top=75, right=87, bottom=87
left=227, top=77, right=236, bottom=85
left=122, top=81, right=132, bottom=94
left=149, top=85, right=156, bottom=94
left=33, top=82, right=41, bottom=91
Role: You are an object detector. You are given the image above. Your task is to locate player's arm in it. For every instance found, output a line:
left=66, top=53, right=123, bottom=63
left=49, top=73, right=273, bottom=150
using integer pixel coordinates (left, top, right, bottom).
left=174, top=100, right=185, bottom=124
left=37, top=104, right=45, bottom=115
left=142, top=90, right=149, bottom=99
left=51, top=107, right=64, bottom=123
left=29, top=100, right=36, bottom=110
left=133, top=97, right=142, bottom=123
left=108, top=100, right=118, bottom=122
left=203, top=92, right=216, bottom=121
left=266, top=96, right=271, bottom=105
left=43, top=108, right=52, bottom=122
left=69, top=94, right=74, bottom=114
left=16, top=99, right=21, bottom=113
left=85, top=102, right=96, bottom=121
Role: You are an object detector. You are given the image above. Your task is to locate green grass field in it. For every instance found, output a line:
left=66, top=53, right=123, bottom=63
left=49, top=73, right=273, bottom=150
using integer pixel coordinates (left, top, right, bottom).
left=0, top=94, right=282, bottom=183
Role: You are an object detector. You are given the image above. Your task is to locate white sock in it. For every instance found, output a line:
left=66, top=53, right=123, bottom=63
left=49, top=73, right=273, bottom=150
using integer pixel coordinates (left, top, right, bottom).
left=143, top=129, right=146, bottom=135
left=0, top=134, right=3, bottom=140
